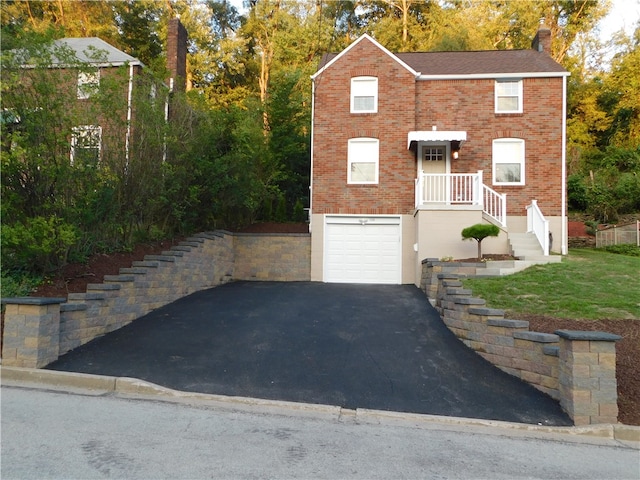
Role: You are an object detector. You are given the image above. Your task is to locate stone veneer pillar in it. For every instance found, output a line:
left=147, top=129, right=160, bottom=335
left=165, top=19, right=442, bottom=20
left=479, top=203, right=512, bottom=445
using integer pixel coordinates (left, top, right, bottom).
left=556, top=330, right=622, bottom=426
left=1, top=297, right=65, bottom=368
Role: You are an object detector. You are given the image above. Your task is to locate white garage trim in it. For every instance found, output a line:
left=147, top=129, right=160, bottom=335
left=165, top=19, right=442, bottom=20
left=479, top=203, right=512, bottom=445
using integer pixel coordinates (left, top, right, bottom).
left=324, top=215, right=402, bottom=284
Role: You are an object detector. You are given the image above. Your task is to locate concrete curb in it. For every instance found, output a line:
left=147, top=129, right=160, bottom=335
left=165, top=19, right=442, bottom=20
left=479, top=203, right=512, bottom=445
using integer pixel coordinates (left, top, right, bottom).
left=2, top=366, right=639, bottom=446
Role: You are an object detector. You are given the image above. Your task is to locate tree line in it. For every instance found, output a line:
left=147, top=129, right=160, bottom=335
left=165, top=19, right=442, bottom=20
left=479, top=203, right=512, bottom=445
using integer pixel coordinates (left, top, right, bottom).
left=1, top=0, right=639, bottom=284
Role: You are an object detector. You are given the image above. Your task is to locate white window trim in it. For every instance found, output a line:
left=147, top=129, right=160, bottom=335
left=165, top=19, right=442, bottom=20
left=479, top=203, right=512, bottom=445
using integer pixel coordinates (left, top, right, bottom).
left=492, top=138, right=525, bottom=186
left=70, top=125, right=102, bottom=165
left=77, top=69, right=100, bottom=99
left=350, top=76, right=378, bottom=114
left=494, top=79, right=523, bottom=114
left=347, top=137, right=379, bottom=184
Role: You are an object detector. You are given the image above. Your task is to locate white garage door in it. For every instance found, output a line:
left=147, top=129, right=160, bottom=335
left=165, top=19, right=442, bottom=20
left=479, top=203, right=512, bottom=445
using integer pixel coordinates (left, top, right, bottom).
left=324, top=216, right=401, bottom=284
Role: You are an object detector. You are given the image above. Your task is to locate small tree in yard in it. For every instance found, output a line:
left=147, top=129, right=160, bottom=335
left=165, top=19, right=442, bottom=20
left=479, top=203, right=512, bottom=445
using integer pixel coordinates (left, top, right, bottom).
left=461, top=224, right=500, bottom=259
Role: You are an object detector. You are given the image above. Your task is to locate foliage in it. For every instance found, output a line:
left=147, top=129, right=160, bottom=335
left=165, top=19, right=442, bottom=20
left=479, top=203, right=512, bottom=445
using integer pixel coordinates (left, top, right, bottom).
left=0, top=271, right=44, bottom=298
left=461, top=223, right=500, bottom=258
left=1, top=0, right=635, bottom=276
left=463, top=249, right=640, bottom=320
left=1, top=216, right=78, bottom=273
left=598, top=244, right=640, bottom=257
left=567, top=147, right=640, bottom=221
left=567, top=174, right=589, bottom=211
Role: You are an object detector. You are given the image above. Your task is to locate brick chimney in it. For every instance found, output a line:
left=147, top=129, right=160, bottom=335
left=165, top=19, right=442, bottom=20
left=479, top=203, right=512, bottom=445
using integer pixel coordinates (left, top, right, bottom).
left=166, top=18, right=187, bottom=92
left=531, top=23, right=551, bottom=54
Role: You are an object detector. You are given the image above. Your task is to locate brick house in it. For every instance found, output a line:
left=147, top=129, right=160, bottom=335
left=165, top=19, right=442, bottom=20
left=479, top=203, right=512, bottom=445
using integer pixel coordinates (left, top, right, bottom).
left=309, top=27, right=569, bottom=285
left=6, top=19, right=187, bottom=168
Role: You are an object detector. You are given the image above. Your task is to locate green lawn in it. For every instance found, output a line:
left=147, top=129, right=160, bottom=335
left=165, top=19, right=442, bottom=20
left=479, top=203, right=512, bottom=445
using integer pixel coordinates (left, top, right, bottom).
left=462, top=249, right=640, bottom=320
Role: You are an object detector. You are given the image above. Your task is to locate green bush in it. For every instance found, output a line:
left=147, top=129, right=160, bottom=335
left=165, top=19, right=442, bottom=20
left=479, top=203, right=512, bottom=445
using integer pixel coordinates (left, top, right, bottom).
left=461, top=223, right=500, bottom=258
left=598, top=244, right=640, bottom=257
left=292, top=199, right=306, bottom=223
left=1, top=216, right=78, bottom=273
left=275, top=195, right=287, bottom=223
left=567, top=174, right=589, bottom=211
left=0, top=271, right=43, bottom=298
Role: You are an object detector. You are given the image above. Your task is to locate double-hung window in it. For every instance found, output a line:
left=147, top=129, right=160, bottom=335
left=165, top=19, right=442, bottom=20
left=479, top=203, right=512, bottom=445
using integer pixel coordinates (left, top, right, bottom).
left=495, top=79, right=522, bottom=113
left=351, top=76, right=378, bottom=113
left=492, top=138, right=525, bottom=185
left=77, top=69, right=100, bottom=99
left=348, top=138, right=379, bottom=184
left=71, top=125, right=102, bottom=166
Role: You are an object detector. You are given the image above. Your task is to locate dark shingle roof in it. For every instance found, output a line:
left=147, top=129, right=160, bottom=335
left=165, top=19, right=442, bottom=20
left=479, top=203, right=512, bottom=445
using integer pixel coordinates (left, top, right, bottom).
left=397, top=49, right=566, bottom=75
left=318, top=46, right=567, bottom=76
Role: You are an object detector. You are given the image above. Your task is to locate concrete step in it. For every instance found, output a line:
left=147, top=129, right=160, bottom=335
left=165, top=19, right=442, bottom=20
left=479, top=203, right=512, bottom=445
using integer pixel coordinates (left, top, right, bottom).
left=509, top=232, right=544, bottom=258
left=518, top=255, right=562, bottom=263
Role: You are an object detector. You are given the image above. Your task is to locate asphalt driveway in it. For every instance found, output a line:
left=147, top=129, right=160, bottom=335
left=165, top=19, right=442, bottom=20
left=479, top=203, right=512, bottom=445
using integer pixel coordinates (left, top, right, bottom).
left=47, top=281, right=571, bottom=425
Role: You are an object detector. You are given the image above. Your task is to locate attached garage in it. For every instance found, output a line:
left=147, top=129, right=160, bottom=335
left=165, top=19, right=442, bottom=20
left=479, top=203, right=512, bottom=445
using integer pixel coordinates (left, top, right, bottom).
left=324, top=215, right=402, bottom=284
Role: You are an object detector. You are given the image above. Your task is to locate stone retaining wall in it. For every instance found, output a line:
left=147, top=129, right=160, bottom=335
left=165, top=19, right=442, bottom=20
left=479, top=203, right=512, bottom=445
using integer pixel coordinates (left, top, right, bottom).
left=2, top=230, right=310, bottom=368
left=233, top=233, right=311, bottom=281
left=422, top=259, right=621, bottom=426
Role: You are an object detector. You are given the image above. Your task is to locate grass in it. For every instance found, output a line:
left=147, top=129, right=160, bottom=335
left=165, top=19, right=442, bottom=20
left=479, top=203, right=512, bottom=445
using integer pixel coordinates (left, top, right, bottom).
left=462, top=248, right=640, bottom=320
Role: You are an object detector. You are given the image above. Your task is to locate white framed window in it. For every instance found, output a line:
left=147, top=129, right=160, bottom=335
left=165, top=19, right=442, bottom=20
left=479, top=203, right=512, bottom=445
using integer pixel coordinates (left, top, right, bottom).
left=492, top=138, right=525, bottom=185
left=77, top=69, right=100, bottom=99
left=71, top=125, right=102, bottom=165
left=351, top=76, right=378, bottom=113
left=348, top=138, right=379, bottom=184
left=495, top=79, right=522, bottom=113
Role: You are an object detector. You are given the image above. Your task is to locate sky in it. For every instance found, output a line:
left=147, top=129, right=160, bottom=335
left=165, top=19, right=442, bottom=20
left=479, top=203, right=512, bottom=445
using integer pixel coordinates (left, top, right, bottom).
left=229, top=0, right=640, bottom=43
left=599, top=0, right=640, bottom=40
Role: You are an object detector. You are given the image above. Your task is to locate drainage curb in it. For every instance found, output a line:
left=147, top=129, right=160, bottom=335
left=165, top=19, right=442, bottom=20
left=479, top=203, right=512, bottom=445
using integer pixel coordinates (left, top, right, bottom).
left=2, top=366, right=639, bottom=446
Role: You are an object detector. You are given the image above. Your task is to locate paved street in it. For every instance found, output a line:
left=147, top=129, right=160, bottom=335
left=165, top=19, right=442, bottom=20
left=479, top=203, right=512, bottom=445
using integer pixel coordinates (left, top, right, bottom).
left=2, top=386, right=638, bottom=480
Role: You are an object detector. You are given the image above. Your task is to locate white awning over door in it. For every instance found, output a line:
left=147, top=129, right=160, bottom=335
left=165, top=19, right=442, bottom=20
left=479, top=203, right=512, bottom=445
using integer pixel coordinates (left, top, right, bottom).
left=407, top=130, right=467, bottom=149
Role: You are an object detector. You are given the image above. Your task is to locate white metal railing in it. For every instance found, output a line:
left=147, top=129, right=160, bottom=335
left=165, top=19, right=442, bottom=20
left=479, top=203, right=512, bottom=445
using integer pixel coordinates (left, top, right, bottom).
left=526, top=199, right=549, bottom=255
left=482, top=183, right=507, bottom=228
left=415, top=170, right=507, bottom=227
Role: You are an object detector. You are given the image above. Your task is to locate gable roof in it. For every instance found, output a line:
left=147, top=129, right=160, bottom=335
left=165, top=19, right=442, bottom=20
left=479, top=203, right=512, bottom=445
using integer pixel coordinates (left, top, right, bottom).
left=52, top=38, right=142, bottom=66
left=315, top=34, right=568, bottom=79
left=312, top=34, right=418, bottom=80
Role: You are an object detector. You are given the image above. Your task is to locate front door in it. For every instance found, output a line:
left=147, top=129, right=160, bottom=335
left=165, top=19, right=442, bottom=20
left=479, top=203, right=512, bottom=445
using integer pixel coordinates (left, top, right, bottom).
left=420, top=145, right=448, bottom=202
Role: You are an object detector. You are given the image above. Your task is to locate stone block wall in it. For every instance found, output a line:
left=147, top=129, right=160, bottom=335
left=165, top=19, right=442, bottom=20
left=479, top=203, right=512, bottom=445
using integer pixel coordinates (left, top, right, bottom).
left=423, top=260, right=622, bottom=426
left=233, top=233, right=311, bottom=281
left=2, top=230, right=310, bottom=367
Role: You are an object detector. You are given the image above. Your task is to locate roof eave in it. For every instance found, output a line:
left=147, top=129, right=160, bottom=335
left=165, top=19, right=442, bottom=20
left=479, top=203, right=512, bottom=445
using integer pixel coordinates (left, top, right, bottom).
left=20, top=60, right=144, bottom=69
left=312, top=33, right=419, bottom=81
left=417, top=71, right=570, bottom=80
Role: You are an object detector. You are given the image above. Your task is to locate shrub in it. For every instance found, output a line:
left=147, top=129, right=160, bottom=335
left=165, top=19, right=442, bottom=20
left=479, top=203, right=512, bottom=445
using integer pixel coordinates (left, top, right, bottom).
left=461, top=223, right=500, bottom=258
left=567, top=174, right=589, bottom=211
left=1, top=216, right=78, bottom=273
left=598, top=244, right=640, bottom=257
left=292, top=199, right=306, bottom=222
left=0, top=271, right=43, bottom=298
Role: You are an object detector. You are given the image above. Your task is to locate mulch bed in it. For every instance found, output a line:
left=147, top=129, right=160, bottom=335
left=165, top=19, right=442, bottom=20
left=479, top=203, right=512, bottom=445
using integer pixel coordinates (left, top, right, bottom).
left=16, top=223, right=640, bottom=426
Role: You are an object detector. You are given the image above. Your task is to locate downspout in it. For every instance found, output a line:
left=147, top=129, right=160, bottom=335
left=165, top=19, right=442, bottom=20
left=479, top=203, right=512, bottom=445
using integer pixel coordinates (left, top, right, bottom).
left=309, top=78, right=315, bottom=233
left=561, top=74, right=568, bottom=255
left=125, top=64, right=134, bottom=172
left=163, top=78, right=173, bottom=164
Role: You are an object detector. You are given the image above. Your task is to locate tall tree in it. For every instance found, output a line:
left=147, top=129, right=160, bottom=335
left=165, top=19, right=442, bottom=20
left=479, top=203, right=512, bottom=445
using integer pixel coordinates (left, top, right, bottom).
left=242, top=0, right=283, bottom=130
left=1, top=0, right=118, bottom=45
left=112, top=0, right=165, bottom=71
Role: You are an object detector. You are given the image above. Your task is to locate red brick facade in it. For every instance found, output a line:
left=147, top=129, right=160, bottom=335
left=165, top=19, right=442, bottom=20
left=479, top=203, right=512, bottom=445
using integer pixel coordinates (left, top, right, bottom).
left=312, top=39, right=417, bottom=215
left=312, top=36, right=566, bottom=217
